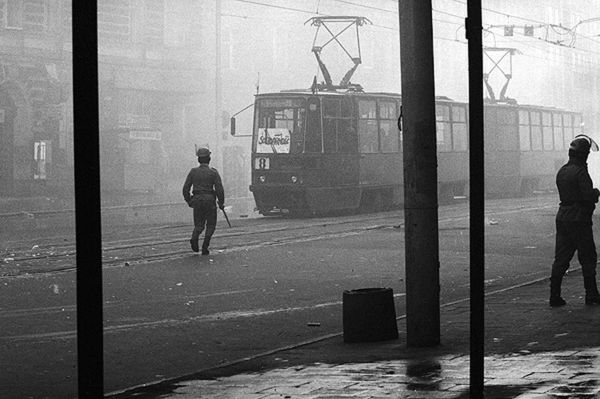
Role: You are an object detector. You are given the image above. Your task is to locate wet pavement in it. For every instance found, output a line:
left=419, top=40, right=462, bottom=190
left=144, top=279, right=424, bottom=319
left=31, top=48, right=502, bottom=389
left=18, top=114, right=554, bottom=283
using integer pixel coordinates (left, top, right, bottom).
left=140, top=350, right=600, bottom=398
left=108, top=267, right=600, bottom=399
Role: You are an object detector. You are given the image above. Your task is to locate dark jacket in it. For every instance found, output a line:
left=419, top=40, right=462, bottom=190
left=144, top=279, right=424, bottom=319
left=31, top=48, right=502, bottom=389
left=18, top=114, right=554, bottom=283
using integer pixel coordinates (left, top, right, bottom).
left=556, top=157, right=599, bottom=223
left=183, top=164, right=225, bottom=205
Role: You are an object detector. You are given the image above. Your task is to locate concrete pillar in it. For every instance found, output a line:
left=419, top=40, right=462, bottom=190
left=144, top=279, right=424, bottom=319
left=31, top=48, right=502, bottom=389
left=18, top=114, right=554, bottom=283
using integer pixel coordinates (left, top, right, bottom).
left=399, top=0, right=440, bottom=347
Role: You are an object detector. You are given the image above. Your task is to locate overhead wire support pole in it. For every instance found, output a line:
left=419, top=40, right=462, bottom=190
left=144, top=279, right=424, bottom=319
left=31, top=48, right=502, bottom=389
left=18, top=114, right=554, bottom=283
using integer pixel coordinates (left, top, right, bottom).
left=72, top=1, right=104, bottom=397
left=466, top=0, right=485, bottom=397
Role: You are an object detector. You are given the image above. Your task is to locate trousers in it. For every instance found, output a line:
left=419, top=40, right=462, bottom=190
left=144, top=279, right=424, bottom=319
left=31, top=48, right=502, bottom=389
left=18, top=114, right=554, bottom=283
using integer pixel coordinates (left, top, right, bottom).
left=551, top=220, right=597, bottom=279
left=191, top=199, right=217, bottom=250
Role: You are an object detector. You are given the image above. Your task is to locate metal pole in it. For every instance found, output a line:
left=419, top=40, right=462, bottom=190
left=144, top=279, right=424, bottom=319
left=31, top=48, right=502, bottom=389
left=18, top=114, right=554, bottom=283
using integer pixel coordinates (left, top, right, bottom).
left=466, top=1, right=485, bottom=396
left=399, top=0, right=440, bottom=347
left=73, top=1, right=104, bottom=397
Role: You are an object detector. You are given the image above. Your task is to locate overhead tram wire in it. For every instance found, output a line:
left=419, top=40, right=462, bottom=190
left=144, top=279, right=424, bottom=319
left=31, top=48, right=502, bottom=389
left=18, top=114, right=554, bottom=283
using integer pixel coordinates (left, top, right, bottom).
left=445, top=0, right=600, bottom=47
left=227, top=0, right=597, bottom=70
left=232, top=0, right=320, bottom=15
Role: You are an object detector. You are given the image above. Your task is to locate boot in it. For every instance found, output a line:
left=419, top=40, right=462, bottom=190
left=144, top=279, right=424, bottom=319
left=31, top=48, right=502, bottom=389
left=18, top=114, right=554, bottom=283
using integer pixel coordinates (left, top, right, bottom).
left=550, top=275, right=566, bottom=307
left=584, top=276, right=600, bottom=305
left=201, top=226, right=215, bottom=256
left=190, top=238, right=199, bottom=253
left=190, top=230, right=200, bottom=253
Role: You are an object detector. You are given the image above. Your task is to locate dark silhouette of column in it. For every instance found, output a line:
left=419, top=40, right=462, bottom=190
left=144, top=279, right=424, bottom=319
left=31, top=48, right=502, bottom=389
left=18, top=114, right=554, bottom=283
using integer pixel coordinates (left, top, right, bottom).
left=399, top=0, right=440, bottom=347
left=466, top=1, right=485, bottom=397
left=73, top=1, right=103, bottom=397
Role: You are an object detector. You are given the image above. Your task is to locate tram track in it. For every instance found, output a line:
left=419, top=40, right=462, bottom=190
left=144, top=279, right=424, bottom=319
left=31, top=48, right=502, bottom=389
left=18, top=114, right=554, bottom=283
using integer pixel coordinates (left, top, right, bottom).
left=0, top=196, right=556, bottom=278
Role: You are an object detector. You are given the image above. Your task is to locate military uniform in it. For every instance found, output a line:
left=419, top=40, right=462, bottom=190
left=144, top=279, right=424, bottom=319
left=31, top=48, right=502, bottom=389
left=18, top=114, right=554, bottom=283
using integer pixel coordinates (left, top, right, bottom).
left=550, top=135, right=600, bottom=306
left=183, top=148, right=225, bottom=255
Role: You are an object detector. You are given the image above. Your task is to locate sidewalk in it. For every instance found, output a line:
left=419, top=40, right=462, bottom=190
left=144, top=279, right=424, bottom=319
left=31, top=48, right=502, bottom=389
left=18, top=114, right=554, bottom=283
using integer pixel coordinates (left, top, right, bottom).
left=108, top=268, right=600, bottom=399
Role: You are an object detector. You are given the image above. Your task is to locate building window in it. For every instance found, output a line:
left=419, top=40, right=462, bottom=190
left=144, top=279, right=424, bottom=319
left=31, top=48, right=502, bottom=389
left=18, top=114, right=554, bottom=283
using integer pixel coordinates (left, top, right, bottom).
left=1, top=0, right=48, bottom=31
left=98, top=0, right=131, bottom=43
left=5, top=0, right=23, bottom=29
left=23, top=0, right=46, bottom=32
left=144, top=0, right=164, bottom=44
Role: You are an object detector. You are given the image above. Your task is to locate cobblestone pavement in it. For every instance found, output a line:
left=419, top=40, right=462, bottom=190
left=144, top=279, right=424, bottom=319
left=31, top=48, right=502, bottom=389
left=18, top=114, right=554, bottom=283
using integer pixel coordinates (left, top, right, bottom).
left=109, top=269, right=600, bottom=399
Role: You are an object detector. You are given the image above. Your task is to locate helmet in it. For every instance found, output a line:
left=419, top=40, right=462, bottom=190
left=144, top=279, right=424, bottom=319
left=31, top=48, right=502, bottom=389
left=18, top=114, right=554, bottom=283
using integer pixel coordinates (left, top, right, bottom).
left=569, top=134, right=599, bottom=154
left=196, top=147, right=211, bottom=157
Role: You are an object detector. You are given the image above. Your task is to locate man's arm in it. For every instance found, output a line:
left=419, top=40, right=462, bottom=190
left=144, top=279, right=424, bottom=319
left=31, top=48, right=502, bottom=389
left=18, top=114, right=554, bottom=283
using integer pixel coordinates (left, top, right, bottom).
left=182, top=170, right=193, bottom=204
left=214, top=171, right=225, bottom=209
left=578, top=169, right=598, bottom=205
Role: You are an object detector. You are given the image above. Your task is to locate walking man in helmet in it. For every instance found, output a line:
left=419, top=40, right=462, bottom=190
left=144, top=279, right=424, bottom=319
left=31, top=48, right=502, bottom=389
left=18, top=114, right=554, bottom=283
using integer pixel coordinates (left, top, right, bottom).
left=183, top=147, right=225, bottom=255
left=550, top=134, right=600, bottom=306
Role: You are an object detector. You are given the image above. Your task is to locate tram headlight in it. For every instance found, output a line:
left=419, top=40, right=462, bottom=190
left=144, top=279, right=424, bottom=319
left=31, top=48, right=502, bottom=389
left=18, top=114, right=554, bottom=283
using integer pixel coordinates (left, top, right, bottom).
left=291, top=176, right=298, bottom=183
left=259, top=175, right=266, bottom=183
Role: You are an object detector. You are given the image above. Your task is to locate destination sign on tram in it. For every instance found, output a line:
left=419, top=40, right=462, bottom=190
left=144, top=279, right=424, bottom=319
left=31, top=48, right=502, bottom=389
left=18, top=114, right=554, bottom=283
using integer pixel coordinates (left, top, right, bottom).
left=256, top=128, right=291, bottom=154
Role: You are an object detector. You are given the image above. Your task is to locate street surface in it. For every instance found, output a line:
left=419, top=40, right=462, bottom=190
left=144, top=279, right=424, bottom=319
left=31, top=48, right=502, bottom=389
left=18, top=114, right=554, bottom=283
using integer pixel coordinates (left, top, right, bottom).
left=0, top=195, right=560, bottom=398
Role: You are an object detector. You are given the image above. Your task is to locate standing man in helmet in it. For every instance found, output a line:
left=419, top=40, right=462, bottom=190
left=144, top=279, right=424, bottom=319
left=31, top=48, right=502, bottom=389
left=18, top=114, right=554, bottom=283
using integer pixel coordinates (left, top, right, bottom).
left=183, top=147, right=225, bottom=255
left=550, top=134, right=600, bottom=306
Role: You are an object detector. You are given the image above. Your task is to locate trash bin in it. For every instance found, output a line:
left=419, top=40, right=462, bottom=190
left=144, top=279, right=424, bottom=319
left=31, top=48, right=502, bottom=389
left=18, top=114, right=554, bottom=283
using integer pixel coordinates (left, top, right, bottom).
left=343, top=287, right=399, bottom=343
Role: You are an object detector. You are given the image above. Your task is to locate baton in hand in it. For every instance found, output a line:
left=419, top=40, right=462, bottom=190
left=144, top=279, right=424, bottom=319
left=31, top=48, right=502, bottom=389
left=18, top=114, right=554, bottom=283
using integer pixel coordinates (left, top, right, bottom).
left=221, top=207, right=232, bottom=228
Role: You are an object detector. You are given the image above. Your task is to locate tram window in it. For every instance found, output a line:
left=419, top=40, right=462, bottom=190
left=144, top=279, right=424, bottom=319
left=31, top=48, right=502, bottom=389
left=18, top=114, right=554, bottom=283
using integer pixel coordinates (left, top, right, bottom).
left=573, top=114, right=582, bottom=135
left=531, top=126, right=543, bottom=151
left=359, top=100, right=376, bottom=119
left=379, top=120, right=397, bottom=152
left=519, top=125, right=531, bottom=151
left=519, top=110, right=531, bottom=151
left=542, top=112, right=553, bottom=151
left=358, top=100, right=378, bottom=153
left=359, top=120, right=378, bottom=153
left=553, top=113, right=563, bottom=151
left=323, top=97, right=356, bottom=153
left=518, top=110, right=529, bottom=125
left=323, top=97, right=340, bottom=117
left=338, top=118, right=356, bottom=153
left=338, top=98, right=356, bottom=153
left=341, top=97, right=353, bottom=117
left=453, top=124, right=468, bottom=151
left=256, top=99, right=306, bottom=154
left=379, top=101, right=398, bottom=153
left=323, top=98, right=340, bottom=153
left=305, top=98, right=322, bottom=153
left=563, top=114, right=574, bottom=148
left=451, top=106, right=467, bottom=151
left=530, top=111, right=542, bottom=151
left=379, top=101, right=396, bottom=119
left=436, top=104, right=451, bottom=152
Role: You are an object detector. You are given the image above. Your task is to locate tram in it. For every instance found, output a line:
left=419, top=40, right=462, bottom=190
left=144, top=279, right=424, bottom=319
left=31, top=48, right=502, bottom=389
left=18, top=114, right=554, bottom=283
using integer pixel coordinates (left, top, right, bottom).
left=230, top=16, right=584, bottom=215
left=243, top=90, right=582, bottom=215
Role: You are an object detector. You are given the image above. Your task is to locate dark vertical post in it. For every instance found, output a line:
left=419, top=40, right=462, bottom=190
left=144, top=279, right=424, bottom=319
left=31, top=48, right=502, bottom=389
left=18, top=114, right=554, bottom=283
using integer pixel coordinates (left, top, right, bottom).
left=73, top=1, right=104, bottom=397
left=466, top=1, right=485, bottom=396
left=399, top=0, right=440, bottom=347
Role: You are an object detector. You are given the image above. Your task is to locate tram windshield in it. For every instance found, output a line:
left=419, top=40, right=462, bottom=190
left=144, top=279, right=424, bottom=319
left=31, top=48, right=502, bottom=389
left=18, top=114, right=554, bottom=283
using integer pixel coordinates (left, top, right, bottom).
left=254, top=98, right=305, bottom=154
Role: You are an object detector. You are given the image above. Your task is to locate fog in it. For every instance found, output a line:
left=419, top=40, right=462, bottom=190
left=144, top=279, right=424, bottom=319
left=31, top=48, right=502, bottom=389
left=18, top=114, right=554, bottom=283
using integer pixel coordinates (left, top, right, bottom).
left=0, top=0, right=599, bottom=222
